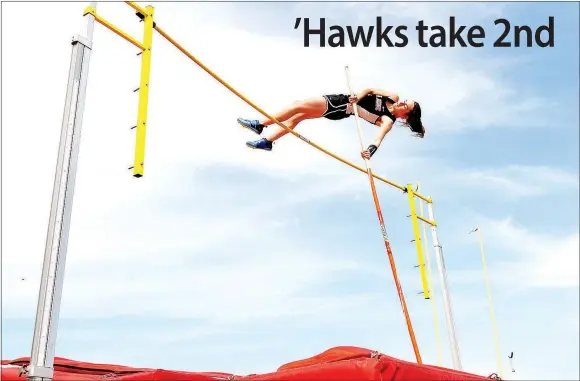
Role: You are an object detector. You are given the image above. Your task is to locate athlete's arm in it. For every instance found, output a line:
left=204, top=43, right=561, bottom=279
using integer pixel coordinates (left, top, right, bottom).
left=355, top=88, right=373, bottom=100
left=372, top=117, right=394, bottom=147
left=361, top=117, right=393, bottom=160
left=355, top=88, right=400, bottom=103
left=369, top=88, right=400, bottom=102
left=350, top=88, right=370, bottom=104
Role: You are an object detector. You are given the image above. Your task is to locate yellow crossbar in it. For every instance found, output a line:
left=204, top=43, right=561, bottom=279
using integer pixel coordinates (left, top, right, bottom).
left=125, top=1, right=147, bottom=17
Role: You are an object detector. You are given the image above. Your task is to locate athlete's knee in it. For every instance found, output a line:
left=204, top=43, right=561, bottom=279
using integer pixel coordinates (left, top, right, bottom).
left=286, top=113, right=307, bottom=128
left=289, top=100, right=308, bottom=113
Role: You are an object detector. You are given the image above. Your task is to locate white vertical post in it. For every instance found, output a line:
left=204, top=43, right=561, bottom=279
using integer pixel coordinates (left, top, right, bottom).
left=427, top=202, right=462, bottom=371
left=471, top=227, right=504, bottom=378
left=26, top=4, right=97, bottom=381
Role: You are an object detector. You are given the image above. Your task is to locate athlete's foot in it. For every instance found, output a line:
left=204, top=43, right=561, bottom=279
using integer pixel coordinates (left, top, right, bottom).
left=246, top=138, right=273, bottom=151
left=237, top=118, right=264, bottom=135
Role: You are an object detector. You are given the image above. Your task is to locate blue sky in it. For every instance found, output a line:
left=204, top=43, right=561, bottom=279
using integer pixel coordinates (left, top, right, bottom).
left=2, top=2, right=578, bottom=381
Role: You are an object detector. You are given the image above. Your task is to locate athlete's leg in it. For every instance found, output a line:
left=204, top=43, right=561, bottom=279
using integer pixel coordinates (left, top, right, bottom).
left=238, top=96, right=327, bottom=134
left=266, top=112, right=309, bottom=141
left=246, top=112, right=310, bottom=151
left=260, top=96, right=327, bottom=126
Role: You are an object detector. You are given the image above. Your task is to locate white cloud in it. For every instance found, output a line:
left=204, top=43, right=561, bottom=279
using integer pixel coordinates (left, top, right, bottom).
left=466, top=165, right=578, bottom=195
left=2, top=170, right=366, bottom=317
left=429, top=164, right=579, bottom=200
left=446, top=217, right=579, bottom=290
left=480, top=217, right=579, bottom=289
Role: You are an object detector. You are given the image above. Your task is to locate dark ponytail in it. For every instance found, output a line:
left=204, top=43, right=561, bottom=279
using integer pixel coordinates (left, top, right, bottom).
left=407, top=101, right=425, bottom=138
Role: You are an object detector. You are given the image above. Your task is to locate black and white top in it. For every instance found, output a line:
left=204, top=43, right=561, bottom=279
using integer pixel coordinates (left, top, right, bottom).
left=349, top=93, right=397, bottom=124
left=321, top=93, right=397, bottom=125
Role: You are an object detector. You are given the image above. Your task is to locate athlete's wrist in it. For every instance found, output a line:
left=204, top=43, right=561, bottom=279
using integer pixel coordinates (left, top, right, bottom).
left=367, top=144, right=378, bottom=157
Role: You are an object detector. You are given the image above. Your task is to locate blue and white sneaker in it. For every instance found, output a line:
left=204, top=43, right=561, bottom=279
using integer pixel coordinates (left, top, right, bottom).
left=237, top=118, right=264, bottom=135
left=246, top=138, right=273, bottom=151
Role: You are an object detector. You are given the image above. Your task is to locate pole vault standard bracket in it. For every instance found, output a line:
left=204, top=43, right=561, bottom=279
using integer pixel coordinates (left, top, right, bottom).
left=72, top=34, right=93, bottom=50
left=82, top=4, right=154, bottom=178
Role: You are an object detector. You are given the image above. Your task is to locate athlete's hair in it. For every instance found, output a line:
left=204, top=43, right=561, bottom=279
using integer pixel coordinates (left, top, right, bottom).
left=407, top=102, right=424, bottom=138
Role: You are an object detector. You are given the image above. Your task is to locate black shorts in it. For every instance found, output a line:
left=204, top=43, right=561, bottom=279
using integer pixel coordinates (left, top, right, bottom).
left=321, top=94, right=351, bottom=121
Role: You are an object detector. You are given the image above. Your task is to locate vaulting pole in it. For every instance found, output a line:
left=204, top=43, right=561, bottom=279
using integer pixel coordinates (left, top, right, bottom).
left=25, top=4, right=96, bottom=380
left=344, top=65, right=422, bottom=364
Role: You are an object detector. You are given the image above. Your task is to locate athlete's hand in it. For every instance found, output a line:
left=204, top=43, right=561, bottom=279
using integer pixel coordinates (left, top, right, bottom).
left=361, top=150, right=371, bottom=160
left=349, top=95, right=358, bottom=104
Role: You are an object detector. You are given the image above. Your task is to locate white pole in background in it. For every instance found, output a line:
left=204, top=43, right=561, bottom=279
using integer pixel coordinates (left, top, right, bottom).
left=25, top=4, right=97, bottom=380
left=427, top=202, right=463, bottom=371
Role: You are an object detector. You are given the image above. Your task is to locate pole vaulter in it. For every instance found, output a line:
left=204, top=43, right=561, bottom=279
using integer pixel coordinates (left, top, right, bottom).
left=344, top=66, right=422, bottom=364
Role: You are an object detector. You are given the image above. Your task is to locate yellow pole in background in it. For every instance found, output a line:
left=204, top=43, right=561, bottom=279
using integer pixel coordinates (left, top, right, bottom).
left=470, top=226, right=504, bottom=378
left=132, top=5, right=154, bottom=177
left=406, top=184, right=430, bottom=299
left=417, top=183, right=443, bottom=367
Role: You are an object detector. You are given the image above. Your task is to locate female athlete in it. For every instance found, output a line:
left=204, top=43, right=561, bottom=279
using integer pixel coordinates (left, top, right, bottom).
left=236, top=88, right=424, bottom=159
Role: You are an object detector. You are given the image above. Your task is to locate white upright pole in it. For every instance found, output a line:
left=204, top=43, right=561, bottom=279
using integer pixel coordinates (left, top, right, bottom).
left=25, top=4, right=97, bottom=381
left=470, top=227, right=504, bottom=378
left=427, top=202, right=463, bottom=371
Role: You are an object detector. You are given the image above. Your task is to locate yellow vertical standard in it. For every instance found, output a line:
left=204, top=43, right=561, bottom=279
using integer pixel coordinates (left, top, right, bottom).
left=406, top=184, right=430, bottom=299
left=133, top=5, right=154, bottom=178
